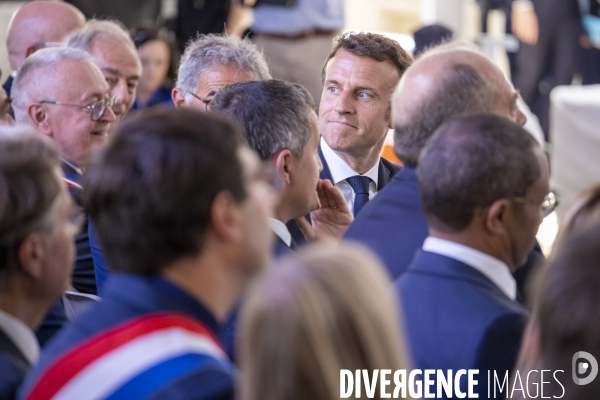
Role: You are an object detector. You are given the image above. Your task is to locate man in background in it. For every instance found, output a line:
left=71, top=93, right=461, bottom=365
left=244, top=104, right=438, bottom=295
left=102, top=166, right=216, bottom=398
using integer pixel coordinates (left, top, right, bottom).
left=4, top=1, right=85, bottom=96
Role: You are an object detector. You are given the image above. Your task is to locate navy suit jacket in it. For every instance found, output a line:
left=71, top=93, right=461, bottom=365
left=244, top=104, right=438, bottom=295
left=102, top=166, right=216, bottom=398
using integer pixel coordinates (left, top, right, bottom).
left=2, top=76, right=12, bottom=98
left=20, top=274, right=234, bottom=400
left=397, top=250, right=528, bottom=399
left=344, top=167, right=426, bottom=279
left=344, top=166, right=543, bottom=302
left=288, top=146, right=401, bottom=245
left=0, top=328, right=29, bottom=399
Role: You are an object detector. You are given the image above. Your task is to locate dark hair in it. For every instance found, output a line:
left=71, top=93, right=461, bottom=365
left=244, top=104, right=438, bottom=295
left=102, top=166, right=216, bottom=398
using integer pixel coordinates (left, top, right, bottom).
left=83, top=108, right=245, bottom=275
left=412, top=24, right=454, bottom=57
left=394, top=63, right=496, bottom=167
left=211, top=79, right=315, bottom=161
left=129, top=21, right=180, bottom=84
left=535, top=221, right=600, bottom=398
left=417, top=114, right=540, bottom=232
left=321, top=32, right=413, bottom=84
left=0, top=128, right=61, bottom=281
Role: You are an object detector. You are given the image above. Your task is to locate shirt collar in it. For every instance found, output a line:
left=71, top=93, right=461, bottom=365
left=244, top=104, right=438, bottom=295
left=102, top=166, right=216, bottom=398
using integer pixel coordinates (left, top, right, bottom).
left=270, top=218, right=291, bottom=247
left=0, top=309, right=39, bottom=364
left=422, top=237, right=517, bottom=300
left=61, top=158, right=83, bottom=175
left=320, top=138, right=380, bottom=187
left=10, top=70, right=17, bottom=79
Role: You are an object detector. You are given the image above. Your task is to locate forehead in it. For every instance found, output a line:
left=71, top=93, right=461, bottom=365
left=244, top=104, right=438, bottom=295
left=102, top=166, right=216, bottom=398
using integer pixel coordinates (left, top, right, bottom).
left=56, top=60, right=109, bottom=100
left=89, top=36, right=141, bottom=77
left=324, top=49, right=399, bottom=90
left=196, top=64, right=256, bottom=94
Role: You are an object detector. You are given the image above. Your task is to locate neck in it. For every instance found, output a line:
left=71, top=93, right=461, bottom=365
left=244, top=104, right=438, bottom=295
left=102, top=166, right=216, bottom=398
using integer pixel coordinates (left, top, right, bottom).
left=160, top=250, right=247, bottom=322
left=332, top=139, right=385, bottom=175
left=0, top=286, right=48, bottom=330
left=429, top=228, right=515, bottom=271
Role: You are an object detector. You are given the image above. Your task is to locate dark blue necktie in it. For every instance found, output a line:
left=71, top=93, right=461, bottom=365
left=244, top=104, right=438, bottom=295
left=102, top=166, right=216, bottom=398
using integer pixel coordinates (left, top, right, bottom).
left=346, top=175, right=372, bottom=216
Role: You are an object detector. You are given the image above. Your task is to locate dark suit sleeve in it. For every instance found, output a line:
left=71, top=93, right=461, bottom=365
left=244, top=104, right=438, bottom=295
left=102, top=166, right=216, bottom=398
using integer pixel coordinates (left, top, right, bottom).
left=471, top=313, right=527, bottom=398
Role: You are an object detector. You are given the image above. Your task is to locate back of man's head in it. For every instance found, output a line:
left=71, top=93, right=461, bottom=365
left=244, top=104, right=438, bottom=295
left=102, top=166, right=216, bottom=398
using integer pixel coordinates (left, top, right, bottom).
left=418, top=114, right=539, bottom=233
left=535, top=220, right=600, bottom=398
left=6, top=1, right=85, bottom=71
left=0, top=126, right=62, bottom=285
left=211, top=79, right=315, bottom=161
left=393, top=45, right=505, bottom=167
left=175, top=34, right=271, bottom=98
left=12, top=47, right=92, bottom=124
left=83, top=108, right=246, bottom=276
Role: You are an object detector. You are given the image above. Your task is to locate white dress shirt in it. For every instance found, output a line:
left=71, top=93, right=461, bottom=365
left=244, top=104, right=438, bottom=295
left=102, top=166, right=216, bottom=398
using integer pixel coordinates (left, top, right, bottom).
left=270, top=218, right=292, bottom=247
left=0, top=308, right=40, bottom=364
left=320, top=138, right=380, bottom=212
left=422, top=237, right=517, bottom=301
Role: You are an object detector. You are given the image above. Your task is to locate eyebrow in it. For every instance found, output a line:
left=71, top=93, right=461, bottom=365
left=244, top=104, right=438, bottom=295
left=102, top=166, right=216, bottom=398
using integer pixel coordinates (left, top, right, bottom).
left=102, top=67, right=140, bottom=81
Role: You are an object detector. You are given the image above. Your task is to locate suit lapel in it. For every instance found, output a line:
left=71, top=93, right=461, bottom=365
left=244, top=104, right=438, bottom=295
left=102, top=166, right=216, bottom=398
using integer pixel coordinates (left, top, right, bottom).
left=318, top=146, right=333, bottom=182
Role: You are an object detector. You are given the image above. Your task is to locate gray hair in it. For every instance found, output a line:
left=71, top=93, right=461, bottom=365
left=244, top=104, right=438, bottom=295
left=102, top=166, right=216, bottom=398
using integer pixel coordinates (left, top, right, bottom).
left=65, top=19, right=136, bottom=53
left=12, top=47, right=91, bottom=124
left=176, top=34, right=271, bottom=103
left=211, top=79, right=314, bottom=161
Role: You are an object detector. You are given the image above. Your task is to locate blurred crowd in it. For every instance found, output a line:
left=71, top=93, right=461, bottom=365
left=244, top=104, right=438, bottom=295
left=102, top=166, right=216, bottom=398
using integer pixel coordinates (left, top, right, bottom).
left=0, top=1, right=600, bottom=399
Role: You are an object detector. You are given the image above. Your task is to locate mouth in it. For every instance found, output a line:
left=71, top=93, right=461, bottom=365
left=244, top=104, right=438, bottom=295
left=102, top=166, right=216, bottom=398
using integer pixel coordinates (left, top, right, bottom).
left=90, top=130, right=108, bottom=136
left=329, top=120, right=358, bottom=129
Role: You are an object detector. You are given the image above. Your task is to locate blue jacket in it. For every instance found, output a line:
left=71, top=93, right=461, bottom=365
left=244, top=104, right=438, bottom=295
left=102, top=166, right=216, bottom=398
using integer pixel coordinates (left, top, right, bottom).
left=344, top=167, right=426, bottom=279
left=344, top=166, right=544, bottom=302
left=397, top=250, right=528, bottom=398
left=0, top=328, right=29, bottom=399
left=19, top=274, right=235, bottom=400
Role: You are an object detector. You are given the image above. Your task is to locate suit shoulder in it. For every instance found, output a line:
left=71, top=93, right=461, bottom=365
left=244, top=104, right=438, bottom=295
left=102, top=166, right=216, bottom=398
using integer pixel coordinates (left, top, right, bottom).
left=381, top=158, right=401, bottom=175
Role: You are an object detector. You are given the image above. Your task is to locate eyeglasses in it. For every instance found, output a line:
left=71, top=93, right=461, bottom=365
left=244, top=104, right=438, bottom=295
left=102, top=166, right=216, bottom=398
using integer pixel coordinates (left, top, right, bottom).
left=40, top=97, right=117, bottom=121
left=186, top=91, right=212, bottom=111
left=509, top=191, right=559, bottom=218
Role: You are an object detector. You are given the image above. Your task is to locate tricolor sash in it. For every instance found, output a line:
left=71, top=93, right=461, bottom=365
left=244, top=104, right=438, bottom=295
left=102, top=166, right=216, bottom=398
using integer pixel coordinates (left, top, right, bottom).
left=25, top=313, right=228, bottom=400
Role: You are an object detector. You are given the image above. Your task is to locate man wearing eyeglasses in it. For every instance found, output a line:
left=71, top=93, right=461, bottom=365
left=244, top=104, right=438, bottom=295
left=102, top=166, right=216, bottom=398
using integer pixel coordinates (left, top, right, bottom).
left=172, top=34, right=271, bottom=111
left=12, top=47, right=115, bottom=307
left=398, top=114, right=551, bottom=398
left=344, top=44, right=546, bottom=302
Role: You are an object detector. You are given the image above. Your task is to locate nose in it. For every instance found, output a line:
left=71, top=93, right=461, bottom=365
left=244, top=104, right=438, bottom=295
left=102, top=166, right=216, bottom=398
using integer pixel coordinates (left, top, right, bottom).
left=100, top=104, right=117, bottom=123
left=516, top=108, right=527, bottom=127
left=111, top=80, right=133, bottom=112
left=333, top=91, right=354, bottom=115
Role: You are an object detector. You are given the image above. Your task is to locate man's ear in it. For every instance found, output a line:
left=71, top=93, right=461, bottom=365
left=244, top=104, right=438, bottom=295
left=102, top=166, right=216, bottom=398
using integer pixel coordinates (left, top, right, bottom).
left=172, top=88, right=187, bottom=108
left=209, top=191, right=244, bottom=244
left=25, top=44, right=41, bottom=59
left=27, top=104, right=52, bottom=136
left=273, top=149, right=292, bottom=186
left=17, top=233, right=45, bottom=281
left=485, top=199, right=511, bottom=236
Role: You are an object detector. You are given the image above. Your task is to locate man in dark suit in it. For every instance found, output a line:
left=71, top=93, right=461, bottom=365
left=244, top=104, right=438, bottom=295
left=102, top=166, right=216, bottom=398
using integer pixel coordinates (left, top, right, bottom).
left=4, top=1, right=85, bottom=97
left=288, top=32, right=412, bottom=243
left=399, top=114, right=553, bottom=398
left=317, top=32, right=412, bottom=217
left=20, top=108, right=275, bottom=400
left=212, top=80, right=353, bottom=257
left=12, top=47, right=117, bottom=344
left=0, top=127, right=77, bottom=398
left=344, top=45, right=544, bottom=285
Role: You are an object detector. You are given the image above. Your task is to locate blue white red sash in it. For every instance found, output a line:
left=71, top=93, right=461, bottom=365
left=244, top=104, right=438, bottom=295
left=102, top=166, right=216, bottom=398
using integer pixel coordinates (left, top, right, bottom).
left=24, top=313, right=228, bottom=400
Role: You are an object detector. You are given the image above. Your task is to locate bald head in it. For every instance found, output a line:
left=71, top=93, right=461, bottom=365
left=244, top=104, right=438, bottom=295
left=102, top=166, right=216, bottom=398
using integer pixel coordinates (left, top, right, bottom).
left=392, top=45, right=525, bottom=167
left=7, top=1, right=85, bottom=71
